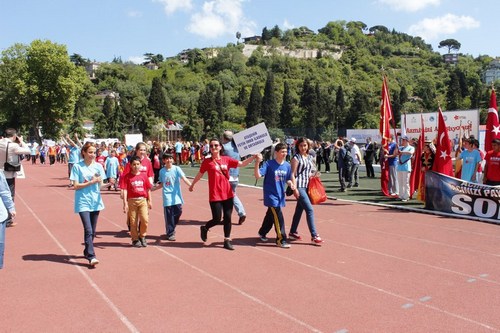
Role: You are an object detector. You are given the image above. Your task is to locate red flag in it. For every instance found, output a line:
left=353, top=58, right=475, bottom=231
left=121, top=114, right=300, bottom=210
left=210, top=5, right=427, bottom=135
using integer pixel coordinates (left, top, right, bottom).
left=432, top=108, right=454, bottom=176
left=485, top=89, right=500, bottom=152
left=410, top=114, right=424, bottom=198
left=379, top=77, right=393, bottom=197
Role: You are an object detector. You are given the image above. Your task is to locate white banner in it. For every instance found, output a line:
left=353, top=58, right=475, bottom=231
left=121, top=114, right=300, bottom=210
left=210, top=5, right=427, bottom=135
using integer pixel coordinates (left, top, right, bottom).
left=232, top=122, right=273, bottom=157
left=403, top=109, right=479, bottom=142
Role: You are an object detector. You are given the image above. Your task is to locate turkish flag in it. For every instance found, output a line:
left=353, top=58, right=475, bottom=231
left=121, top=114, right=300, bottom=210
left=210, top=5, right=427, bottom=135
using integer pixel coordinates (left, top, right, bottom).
left=379, top=77, right=393, bottom=197
left=485, top=89, right=500, bottom=152
left=431, top=108, right=454, bottom=176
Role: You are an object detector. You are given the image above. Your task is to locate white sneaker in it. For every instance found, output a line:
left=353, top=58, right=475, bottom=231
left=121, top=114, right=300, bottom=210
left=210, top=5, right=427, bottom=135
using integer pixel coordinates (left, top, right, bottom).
left=90, top=258, right=100, bottom=266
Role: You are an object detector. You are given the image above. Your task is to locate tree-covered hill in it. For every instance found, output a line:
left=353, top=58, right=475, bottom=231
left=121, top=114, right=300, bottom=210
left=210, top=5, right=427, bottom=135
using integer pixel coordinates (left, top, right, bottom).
left=0, top=20, right=496, bottom=142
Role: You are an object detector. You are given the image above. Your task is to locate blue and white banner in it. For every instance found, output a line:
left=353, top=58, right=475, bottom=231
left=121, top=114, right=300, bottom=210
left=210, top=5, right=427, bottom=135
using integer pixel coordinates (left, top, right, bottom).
left=425, top=171, right=500, bottom=222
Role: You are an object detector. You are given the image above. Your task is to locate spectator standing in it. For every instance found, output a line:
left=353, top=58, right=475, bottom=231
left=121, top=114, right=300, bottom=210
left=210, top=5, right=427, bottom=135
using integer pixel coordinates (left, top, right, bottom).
left=0, top=171, right=16, bottom=269
left=335, top=139, right=348, bottom=192
left=174, top=138, right=184, bottom=165
left=483, top=138, right=500, bottom=186
left=458, top=138, right=481, bottom=183
left=347, top=138, right=361, bottom=188
left=363, top=137, right=375, bottom=178
left=385, top=135, right=399, bottom=196
left=0, top=128, right=30, bottom=227
left=396, top=136, right=415, bottom=201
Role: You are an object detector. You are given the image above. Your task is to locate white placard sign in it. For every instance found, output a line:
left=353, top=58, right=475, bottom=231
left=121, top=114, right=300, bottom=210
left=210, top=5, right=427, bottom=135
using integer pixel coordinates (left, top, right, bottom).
left=232, top=122, right=273, bottom=157
left=124, top=134, right=144, bottom=148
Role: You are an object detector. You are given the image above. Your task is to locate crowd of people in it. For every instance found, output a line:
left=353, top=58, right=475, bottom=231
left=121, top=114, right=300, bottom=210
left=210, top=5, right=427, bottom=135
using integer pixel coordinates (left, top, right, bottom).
left=1, top=126, right=499, bottom=269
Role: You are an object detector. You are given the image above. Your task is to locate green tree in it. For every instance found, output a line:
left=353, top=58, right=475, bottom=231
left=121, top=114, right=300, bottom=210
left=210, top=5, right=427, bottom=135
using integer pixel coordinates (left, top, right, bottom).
left=438, top=39, right=461, bottom=53
left=148, top=77, right=169, bottom=119
left=446, top=71, right=462, bottom=110
left=0, top=40, right=88, bottom=141
left=300, top=78, right=319, bottom=139
left=261, top=72, right=278, bottom=128
left=335, top=85, right=346, bottom=130
left=245, top=82, right=262, bottom=127
left=280, top=81, right=294, bottom=132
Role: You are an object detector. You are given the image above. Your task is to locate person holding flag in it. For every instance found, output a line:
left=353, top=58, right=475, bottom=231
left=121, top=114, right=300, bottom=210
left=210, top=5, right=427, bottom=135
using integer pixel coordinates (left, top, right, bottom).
left=396, top=136, right=414, bottom=202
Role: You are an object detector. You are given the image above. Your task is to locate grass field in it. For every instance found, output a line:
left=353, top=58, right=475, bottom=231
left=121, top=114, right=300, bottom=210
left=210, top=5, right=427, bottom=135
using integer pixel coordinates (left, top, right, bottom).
left=179, top=161, right=425, bottom=208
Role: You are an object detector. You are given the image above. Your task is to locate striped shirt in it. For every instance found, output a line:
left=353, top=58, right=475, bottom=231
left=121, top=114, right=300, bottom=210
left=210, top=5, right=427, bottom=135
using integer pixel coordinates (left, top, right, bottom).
left=293, top=153, right=314, bottom=188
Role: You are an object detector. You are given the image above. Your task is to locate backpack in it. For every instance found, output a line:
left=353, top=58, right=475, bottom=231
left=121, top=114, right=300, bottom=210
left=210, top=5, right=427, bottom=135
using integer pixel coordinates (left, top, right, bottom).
left=344, top=146, right=353, bottom=166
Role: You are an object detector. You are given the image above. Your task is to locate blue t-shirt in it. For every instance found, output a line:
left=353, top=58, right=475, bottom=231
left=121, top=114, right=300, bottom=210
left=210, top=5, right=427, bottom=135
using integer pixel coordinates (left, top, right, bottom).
left=396, top=145, right=415, bottom=172
left=70, top=161, right=105, bottom=213
left=388, top=142, right=398, bottom=166
left=222, top=141, right=240, bottom=178
left=175, top=142, right=184, bottom=154
left=159, top=165, right=186, bottom=207
left=105, top=156, right=119, bottom=179
left=68, top=146, right=81, bottom=164
left=259, top=159, right=292, bottom=208
left=460, top=149, right=481, bottom=182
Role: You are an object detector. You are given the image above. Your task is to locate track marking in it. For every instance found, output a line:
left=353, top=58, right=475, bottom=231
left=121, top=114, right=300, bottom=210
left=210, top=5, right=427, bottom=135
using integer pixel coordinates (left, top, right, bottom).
left=153, top=246, right=324, bottom=333
left=17, top=194, right=140, bottom=333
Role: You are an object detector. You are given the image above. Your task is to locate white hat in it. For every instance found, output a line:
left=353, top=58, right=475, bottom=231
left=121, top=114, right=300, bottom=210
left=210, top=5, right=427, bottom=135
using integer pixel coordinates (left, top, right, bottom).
left=350, top=137, right=356, bottom=143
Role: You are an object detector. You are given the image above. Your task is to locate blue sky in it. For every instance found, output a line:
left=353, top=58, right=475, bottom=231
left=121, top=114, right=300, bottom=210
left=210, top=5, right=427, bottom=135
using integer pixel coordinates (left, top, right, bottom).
left=1, top=0, right=498, bottom=63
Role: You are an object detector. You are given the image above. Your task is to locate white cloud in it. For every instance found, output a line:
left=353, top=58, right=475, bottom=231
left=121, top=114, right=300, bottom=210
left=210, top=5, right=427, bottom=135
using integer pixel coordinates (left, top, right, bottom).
left=154, top=0, right=193, bottom=15
left=187, top=0, right=256, bottom=39
left=283, top=19, right=294, bottom=31
left=127, top=11, right=143, bottom=18
left=378, top=0, right=440, bottom=12
left=128, top=56, right=145, bottom=64
left=408, top=14, right=480, bottom=41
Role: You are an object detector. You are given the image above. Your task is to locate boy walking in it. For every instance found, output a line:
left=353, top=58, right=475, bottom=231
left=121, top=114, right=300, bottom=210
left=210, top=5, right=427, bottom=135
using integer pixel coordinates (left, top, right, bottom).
left=121, top=156, right=153, bottom=247
left=254, top=143, right=295, bottom=248
left=157, top=154, right=192, bottom=241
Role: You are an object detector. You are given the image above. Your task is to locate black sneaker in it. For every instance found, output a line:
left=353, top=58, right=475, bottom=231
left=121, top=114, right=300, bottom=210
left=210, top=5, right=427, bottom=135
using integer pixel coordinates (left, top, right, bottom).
left=353, top=183, right=359, bottom=187
left=238, top=215, right=246, bottom=225
left=200, top=226, right=208, bottom=242
left=132, top=240, right=141, bottom=247
left=139, top=237, right=147, bottom=247
left=223, top=239, right=234, bottom=250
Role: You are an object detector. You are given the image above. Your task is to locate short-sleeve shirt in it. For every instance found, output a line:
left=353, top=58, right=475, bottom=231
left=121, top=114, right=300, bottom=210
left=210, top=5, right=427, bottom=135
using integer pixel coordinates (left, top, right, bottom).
left=119, top=156, right=153, bottom=188
left=259, top=159, right=292, bottom=208
left=159, top=165, right=186, bottom=206
left=68, top=146, right=81, bottom=164
left=388, top=142, right=398, bottom=166
left=121, top=172, right=152, bottom=199
left=484, top=150, right=500, bottom=181
left=70, top=161, right=105, bottom=213
left=199, top=156, right=239, bottom=202
left=396, top=145, right=415, bottom=172
left=105, top=156, right=119, bottom=179
left=460, top=149, right=481, bottom=182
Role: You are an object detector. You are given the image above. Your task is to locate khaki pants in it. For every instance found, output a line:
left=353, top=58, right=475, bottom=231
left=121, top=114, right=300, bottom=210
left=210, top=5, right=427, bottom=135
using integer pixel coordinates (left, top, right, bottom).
left=127, top=198, right=149, bottom=241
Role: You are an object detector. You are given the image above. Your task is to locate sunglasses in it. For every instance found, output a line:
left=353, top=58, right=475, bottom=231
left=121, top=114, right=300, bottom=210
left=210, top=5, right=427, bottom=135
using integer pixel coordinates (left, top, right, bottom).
left=210, top=144, right=219, bottom=148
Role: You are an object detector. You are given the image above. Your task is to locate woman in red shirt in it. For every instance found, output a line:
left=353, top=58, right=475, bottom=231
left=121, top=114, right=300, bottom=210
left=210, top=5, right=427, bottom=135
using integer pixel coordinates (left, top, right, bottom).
left=189, top=138, right=256, bottom=250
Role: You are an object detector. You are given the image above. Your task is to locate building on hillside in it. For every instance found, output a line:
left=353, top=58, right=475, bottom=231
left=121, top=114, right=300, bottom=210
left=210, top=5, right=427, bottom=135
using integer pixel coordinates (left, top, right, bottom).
left=145, top=62, right=159, bottom=70
left=243, top=35, right=261, bottom=44
left=443, top=53, right=459, bottom=65
left=483, top=59, right=500, bottom=84
left=85, top=62, right=100, bottom=80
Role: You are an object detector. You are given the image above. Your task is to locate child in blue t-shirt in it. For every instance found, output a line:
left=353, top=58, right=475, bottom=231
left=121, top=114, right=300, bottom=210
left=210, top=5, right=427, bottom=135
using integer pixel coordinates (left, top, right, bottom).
left=155, top=154, right=192, bottom=241
left=254, top=143, right=295, bottom=248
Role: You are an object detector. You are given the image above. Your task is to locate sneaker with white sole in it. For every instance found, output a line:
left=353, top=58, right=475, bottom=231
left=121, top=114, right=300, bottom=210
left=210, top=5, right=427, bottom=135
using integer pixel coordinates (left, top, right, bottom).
left=278, top=241, right=291, bottom=248
left=311, top=235, right=324, bottom=245
left=288, top=232, right=302, bottom=241
left=90, top=258, right=100, bottom=266
left=258, top=234, right=268, bottom=242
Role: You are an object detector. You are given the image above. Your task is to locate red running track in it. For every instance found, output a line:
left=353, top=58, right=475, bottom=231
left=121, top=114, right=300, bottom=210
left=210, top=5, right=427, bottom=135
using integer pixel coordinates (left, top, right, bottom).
left=1, top=161, right=500, bottom=332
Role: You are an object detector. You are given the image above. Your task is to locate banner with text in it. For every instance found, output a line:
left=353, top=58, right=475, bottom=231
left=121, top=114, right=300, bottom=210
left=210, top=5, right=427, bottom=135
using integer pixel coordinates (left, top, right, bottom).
left=425, top=171, right=500, bottom=223
left=233, top=122, right=273, bottom=157
left=403, top=109, right=479, bottom=142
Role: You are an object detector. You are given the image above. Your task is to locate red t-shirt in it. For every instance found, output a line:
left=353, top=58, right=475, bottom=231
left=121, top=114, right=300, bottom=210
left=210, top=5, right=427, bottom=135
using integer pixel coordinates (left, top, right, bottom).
left=199, top=156, right=239, bottom=202
left=121, top=172, right=152, bottom=199
left=484, top=150, right=500, bottom=181
left=96, top=155, right=107, bottom=168
left=119, top=157, right=154, bottom=188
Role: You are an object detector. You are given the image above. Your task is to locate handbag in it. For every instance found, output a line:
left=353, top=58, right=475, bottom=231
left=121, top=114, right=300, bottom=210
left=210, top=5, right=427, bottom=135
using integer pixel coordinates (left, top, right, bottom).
left=308, top=177, right=327, bottom=205
left=4, top=142, right=21, bottom=172
left=285, top=185, right=294, bottom=196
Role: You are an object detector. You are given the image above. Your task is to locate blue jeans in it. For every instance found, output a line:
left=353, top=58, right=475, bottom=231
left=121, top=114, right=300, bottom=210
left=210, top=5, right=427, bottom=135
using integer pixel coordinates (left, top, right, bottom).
left=230, top=181, right=245, bottom=217
left=164, top=204, right=182, bottom=237
left=0, top=220, right=6, bottom=269
left=290, top=187, right=318, bottom=237
left=79, top=211, right=100, bottom=261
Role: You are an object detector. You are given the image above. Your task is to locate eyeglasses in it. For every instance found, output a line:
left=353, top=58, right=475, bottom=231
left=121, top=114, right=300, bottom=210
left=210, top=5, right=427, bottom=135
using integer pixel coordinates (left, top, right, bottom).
left=210, top=144, right=219, bottom=148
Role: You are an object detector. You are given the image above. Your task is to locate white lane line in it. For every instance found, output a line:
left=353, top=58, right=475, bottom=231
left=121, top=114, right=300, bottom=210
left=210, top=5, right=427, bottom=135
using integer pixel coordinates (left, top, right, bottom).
left=248, top=245, right=500, bottom=332
left=17, top=194, right=140, bottom=333
left=332, top=221, right=500, bottom=258
left=153, top=246, right=323, bottom=333
left=332, top=240, right=500, bottom=285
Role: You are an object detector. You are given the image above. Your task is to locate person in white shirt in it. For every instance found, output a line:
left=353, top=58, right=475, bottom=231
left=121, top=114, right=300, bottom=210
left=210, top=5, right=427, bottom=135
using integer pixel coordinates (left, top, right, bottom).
left=347, top=137, right=362, bottom=188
